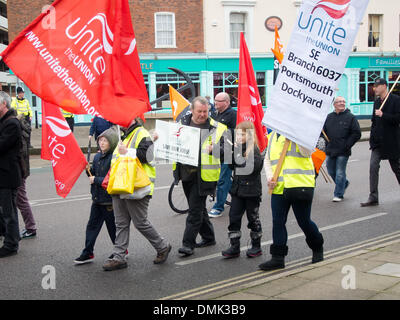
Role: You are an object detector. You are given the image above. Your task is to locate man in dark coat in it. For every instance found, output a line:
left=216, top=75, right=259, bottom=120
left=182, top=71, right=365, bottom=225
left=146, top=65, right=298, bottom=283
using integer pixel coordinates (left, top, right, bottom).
left=0, top=91, right=22, bottom=257
left=361, top=78, right=400, bottom=207
left=323, top=96, right=361, bottom=202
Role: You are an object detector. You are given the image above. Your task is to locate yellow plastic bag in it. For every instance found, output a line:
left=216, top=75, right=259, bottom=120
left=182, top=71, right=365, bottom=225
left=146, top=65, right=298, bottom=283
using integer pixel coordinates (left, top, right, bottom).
left=107, top=156, right=137, bottom=195
left=135, top=159, right=151, bottom=188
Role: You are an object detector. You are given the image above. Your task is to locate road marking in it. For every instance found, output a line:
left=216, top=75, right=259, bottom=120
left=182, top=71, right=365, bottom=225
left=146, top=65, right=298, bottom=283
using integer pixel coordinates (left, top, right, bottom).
left=175, top=212, right=388, bottom=266
left=29, top=185, right=172, bottom=207
left=163, top=229, right=400, bottom=300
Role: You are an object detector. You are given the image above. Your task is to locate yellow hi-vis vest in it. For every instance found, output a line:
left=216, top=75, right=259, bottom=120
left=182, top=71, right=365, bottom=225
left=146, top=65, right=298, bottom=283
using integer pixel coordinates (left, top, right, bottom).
left=172, top=118, right=227, bottom=182
left=267, top=131, right=315, bottom=195
left=11, top=98, right=32, bottom=117
left=111, top=127, right=156, bottom=195
left=61, top=109, right=74, bottom=118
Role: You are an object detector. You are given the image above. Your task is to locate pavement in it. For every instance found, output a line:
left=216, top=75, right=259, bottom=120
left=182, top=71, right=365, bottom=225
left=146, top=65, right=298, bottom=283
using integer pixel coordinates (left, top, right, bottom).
left=27, top=119, right=400, bottom=300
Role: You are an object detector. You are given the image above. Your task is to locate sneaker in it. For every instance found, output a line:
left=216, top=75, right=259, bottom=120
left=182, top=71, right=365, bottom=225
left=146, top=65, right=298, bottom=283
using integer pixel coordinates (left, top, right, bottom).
left=20, top=229, right=37, bottom=239
left=332, top=197, right=343, bottom=202
left=154, top=244, right=172, bottom=264
left=74, top=253, right=94, bottom=265
left=178, top=246, right=194, bottom=256
left=108, top=249, right=129, bottom=260
left=208, top=209, right=222, bottom=218
left=103, top=259, right=127, bottom=271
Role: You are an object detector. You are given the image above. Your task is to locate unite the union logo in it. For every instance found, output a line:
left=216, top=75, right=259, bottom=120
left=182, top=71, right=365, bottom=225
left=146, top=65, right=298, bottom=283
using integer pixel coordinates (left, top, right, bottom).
left=311, top=0, right=351, bottom=19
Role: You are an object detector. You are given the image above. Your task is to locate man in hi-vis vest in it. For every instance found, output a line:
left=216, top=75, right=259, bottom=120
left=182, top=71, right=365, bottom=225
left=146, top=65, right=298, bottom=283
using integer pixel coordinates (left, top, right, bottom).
left=103, top=118, right=172, bottom=271
left=173, top=96, right=228, bottom=257
left=11, top=86, right=32, bottom=147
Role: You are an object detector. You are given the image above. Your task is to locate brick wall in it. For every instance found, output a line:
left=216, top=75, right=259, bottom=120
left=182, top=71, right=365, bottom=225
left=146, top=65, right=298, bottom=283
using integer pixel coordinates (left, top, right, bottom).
left=7, top=0, right=204, bottom=53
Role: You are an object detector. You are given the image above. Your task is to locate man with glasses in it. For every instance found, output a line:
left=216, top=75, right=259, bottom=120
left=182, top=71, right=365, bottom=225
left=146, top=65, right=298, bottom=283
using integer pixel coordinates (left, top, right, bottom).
left=323, top=96, right=361, bottom=202
left=208, top=92, right=237, bottom=218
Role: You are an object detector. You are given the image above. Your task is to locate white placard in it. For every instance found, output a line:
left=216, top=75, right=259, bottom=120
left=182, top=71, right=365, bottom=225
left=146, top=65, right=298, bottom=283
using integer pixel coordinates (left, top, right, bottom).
left=154, top=120, right=200, bottom=166
left=263, top=0, right=369, bottom=150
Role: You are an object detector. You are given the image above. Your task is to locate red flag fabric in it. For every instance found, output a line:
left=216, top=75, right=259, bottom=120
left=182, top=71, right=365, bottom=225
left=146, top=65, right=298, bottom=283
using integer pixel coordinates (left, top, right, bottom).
left=41, top=101, right=87, bottom=198
left=237, top=33, right=268, bottom=152
left=1, top=0, right=150, bottom=127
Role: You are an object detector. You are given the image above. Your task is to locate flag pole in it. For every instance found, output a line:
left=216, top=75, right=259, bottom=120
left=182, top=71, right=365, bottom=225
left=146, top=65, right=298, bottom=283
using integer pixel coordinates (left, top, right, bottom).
left=379, top=73, right=400, bottom=111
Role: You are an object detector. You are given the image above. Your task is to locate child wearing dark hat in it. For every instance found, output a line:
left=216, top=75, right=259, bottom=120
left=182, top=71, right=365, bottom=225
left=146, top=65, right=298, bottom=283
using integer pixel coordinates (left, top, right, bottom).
left=74, top=126, right=119, bottom=264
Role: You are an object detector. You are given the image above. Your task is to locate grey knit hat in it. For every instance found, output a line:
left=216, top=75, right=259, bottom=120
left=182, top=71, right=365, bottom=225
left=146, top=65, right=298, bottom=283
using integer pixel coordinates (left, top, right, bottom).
left=98, top=125, right=119, bottom=153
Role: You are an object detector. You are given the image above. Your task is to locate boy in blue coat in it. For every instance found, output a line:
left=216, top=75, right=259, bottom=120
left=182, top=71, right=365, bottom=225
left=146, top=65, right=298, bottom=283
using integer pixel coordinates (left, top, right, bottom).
left=74, top=127, right=119, bottom=264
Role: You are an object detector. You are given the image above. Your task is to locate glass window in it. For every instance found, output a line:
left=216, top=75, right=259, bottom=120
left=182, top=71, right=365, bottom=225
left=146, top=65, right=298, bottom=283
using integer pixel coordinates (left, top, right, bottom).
left=154, top=12, right=176, bottom=48
left=368, top=15, right=381, bottom=48
left=213, top=71, right=267, bottom=107
left=230, top=13, right=246, bottom=49
left=388, top=71, right=400, bottom=96
left=359, top=70, right=387, bottom=102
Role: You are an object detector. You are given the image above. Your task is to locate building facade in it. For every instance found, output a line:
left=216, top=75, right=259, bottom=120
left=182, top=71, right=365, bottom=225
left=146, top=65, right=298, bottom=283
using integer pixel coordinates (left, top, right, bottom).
left=6, top=0, right=400, bottom=125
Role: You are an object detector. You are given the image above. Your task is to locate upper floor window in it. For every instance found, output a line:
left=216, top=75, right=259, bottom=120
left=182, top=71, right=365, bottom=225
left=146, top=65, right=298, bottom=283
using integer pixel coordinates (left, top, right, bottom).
left=368, top=14, right=382, bottom=48
left=230, top=12, right=246, bottom=49
left=154, top=12, right=176, bottom=48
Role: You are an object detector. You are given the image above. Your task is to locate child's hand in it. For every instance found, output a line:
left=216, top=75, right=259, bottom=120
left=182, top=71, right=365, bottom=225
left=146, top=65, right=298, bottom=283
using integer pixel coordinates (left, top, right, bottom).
left=267, top=178, right=277, bottom=190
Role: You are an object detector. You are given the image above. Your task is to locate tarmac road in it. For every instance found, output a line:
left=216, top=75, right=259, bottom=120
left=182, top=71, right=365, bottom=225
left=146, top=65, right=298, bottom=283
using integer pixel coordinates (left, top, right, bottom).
left=1, top=140, right=400, bottom=300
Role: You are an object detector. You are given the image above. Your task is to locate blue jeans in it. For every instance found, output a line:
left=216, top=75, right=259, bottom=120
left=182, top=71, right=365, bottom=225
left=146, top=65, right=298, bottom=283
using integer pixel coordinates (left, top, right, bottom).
left=326, top=155, right=349, bottom=198
left=212, top=164, right=232, bottom=212
left=271, top=194, right=323, bottom=250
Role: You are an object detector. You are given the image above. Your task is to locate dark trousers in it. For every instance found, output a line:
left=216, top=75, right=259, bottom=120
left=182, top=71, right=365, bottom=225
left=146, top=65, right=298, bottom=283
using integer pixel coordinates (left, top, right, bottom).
left=228, top=195, right=262, bottom=234
left=271, top=194, right=323, bottom=251
left=182, top=179, right=215, bottom=249
left=65, top=117, right=74, bottom=132
left=82, top=203, right=116, bottom=256
left=368, top=148, right=400, bottom=202
left=0, top=188, right=20, bottom=251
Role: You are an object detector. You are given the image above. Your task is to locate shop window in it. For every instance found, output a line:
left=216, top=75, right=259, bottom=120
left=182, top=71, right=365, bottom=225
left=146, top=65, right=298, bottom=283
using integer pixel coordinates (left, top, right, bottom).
left=368, top=15, right=382, bottom=48
left=388, top=71, right=400, bottom=96
left=230, top=13, right=246, bottom=49
left=213, top=71, right=267, bottom=107
left=154, top=12, right=176, bottom=48
left=155, top=73, right=200, bottom=108
left=359, top=70, right=386, bottom=102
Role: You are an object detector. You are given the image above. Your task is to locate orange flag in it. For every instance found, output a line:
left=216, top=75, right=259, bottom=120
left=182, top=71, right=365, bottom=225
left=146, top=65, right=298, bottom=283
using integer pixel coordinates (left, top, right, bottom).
left=271, top=26, right=284, bottom=64
left=311, top=148, right=326, bottom=175
left=169, top=85, right=190, bottom=122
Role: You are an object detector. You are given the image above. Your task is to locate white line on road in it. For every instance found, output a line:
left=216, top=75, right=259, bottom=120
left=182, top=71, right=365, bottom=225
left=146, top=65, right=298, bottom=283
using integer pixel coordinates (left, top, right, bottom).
left=175, top=212, right=388, bottom=266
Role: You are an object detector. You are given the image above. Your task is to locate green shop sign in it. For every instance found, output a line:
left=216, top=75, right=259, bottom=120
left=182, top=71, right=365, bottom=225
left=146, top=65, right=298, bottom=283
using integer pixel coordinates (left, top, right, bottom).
left=369, top=57, right=400, bottom=67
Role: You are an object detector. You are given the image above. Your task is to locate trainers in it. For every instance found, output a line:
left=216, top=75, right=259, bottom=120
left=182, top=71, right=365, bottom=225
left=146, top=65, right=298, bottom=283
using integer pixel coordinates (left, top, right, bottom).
left=208, top=209, right=222, bottom=218
left=74, top=253, right=94, bottom=265
left=103, top=259, right=127, bottom=271
left=332, top=197, right=343, bottom=202
left=20, top=229, right=37, bottom=239
left=154, top=244, right=172, bottom=264
left=108, top=249, right=129, bottom=260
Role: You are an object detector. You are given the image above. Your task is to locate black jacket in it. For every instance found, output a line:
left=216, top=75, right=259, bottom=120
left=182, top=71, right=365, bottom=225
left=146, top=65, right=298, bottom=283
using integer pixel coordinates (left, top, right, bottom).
left=173, top=114, right=226, bottom=196
left=0, top=109, right=22, bottom=189
left=323, top=109, right=361, bottom=157
left=369, top=93, right=400, bottom=159
left=229, top=144, right=264, bottom=198
left=89, top=151, right=113, bottom=205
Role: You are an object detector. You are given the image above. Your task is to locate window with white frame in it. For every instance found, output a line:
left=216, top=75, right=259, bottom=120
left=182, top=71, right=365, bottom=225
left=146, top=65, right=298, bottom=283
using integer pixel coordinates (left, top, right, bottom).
left=368, top=14, right=382, bottom=48
left=154, top=12, right=176, bottom=48
left=230, top=12, right=246, bottom=49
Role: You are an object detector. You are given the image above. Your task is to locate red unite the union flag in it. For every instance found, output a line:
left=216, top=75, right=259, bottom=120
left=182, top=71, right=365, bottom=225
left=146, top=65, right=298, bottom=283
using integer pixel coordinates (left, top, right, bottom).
left=1, top=0, right=151, bottom=127
left=41, top=101, right=87, bottom=198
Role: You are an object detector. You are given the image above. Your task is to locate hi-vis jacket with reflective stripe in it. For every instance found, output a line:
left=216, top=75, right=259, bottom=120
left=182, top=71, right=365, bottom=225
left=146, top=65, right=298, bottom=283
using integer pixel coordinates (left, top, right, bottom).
left=267, top=131, right=315, bottom=195
left=11, top=98, right=31, bottom=117
left=173, top=115, right=227, bottom=183
left=112, top=125, right=156, bottom=195
left=61, top=109, right=74, bottom=118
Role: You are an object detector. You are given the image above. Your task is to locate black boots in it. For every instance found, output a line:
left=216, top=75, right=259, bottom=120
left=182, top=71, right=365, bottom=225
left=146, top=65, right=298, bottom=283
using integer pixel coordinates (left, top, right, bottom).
left=312, top=247, right=324, bottom=264
left=222, top=232, right=241, bottom=258
left=259, top=244, right=288, bottom=271
left=246, top=232, right=262, bottom=258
